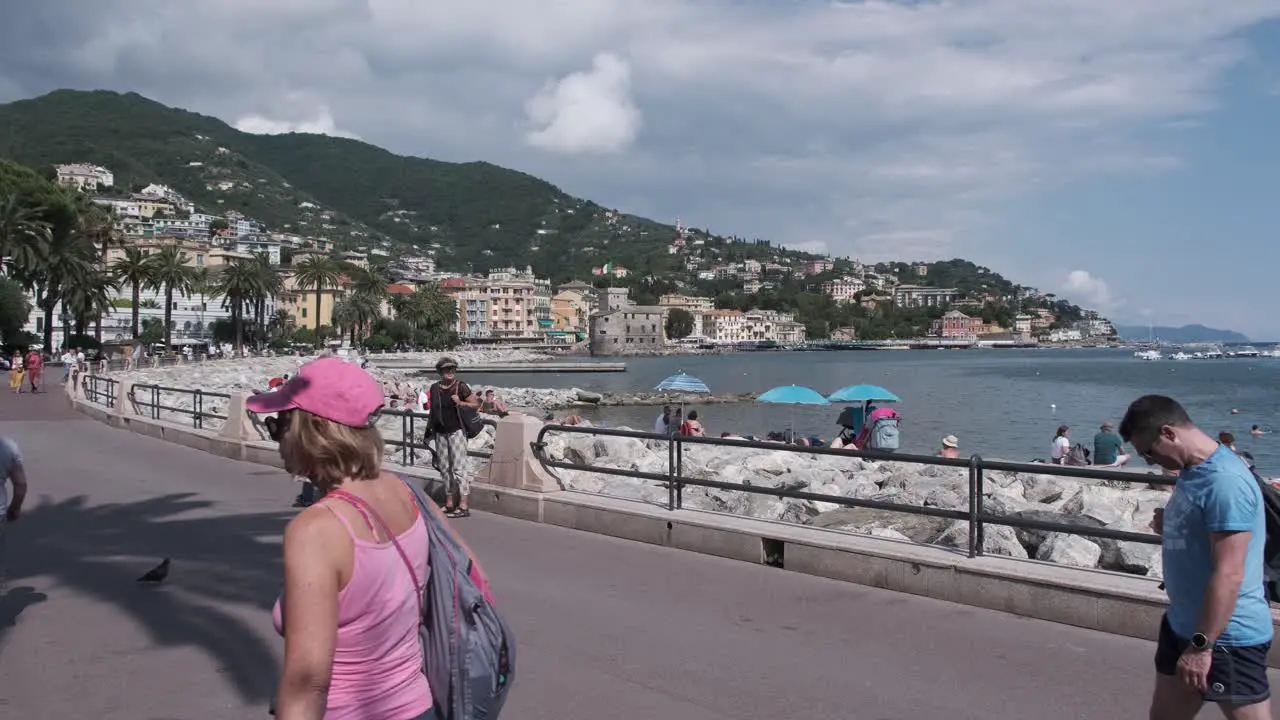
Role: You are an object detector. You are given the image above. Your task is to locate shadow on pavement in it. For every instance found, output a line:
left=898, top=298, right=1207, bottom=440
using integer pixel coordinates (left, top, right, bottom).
left=2, top=492, right=291, bottom=704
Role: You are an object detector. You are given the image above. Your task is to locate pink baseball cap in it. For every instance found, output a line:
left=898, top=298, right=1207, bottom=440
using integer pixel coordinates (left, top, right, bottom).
left=245, top=357, right=385, bottom=427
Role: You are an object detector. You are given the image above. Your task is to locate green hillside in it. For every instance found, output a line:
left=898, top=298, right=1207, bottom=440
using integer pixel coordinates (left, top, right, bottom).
left=0, top=89, right=693, bottom=277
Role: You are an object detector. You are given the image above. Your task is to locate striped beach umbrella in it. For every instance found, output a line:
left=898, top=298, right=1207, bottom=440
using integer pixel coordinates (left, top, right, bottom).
left=654, top=373, right=711, bottom=394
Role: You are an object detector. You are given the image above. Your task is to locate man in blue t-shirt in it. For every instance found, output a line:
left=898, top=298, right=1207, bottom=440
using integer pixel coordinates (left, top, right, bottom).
left=1120, top=395, right=1272, bottom=719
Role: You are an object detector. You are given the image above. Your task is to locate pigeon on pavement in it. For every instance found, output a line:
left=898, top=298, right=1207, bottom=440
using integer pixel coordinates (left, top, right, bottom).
left=137, top=558, right=171, bottom=584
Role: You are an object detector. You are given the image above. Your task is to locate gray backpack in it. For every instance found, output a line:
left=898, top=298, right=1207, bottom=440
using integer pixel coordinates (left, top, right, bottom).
left=869, top=417, right=900, bottom=450
left=401, top=478, right=516, bottom=720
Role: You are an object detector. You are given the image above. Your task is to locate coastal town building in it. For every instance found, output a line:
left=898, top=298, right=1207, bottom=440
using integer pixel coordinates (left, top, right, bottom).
left=701, top=310, right=747, bottom=343
left=801, top=259, right=834, bottom=276
left=1013, top=314, right=1034, bottom=334
left=659, top=294, right=714, bottom=336
left=596, top=287, right=633, bottom=313
left=930, top=310, right=984, bottom=338
left=821, top=276, right=865, bottom=304
left=893, top=285, right=959, bottom=308
left=55, top=163, right=114, bottom=191
left=589, top=306, right=666, bottom=355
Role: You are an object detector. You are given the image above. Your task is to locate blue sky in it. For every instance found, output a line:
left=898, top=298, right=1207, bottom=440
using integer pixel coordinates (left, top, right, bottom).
left=1, top=1, right=1279, bottom=336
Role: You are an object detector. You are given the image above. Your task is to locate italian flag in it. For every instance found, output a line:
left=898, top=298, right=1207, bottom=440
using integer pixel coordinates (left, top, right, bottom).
left=603, top=262, right=613, bottom=274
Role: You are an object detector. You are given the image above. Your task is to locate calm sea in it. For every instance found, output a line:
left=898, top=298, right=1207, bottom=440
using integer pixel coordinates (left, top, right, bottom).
left=466, top=349, right=1280, bottom=469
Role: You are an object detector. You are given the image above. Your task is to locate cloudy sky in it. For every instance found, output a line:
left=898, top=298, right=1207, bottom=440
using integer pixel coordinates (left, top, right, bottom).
left=3, top=1, right=1280, bottom=336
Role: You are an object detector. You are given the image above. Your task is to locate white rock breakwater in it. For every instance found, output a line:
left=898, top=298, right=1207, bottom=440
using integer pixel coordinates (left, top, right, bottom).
left=538, top=425, right=1168, bottom=578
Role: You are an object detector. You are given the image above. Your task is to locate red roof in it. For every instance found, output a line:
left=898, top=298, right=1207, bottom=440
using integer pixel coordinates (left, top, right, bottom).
left=386, top=284, right=416, bottom=295
left=438, top=277, right=467, bottom=289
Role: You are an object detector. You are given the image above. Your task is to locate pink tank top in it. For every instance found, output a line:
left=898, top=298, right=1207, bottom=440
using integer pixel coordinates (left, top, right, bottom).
left=273, top=494, right=433, bottom=720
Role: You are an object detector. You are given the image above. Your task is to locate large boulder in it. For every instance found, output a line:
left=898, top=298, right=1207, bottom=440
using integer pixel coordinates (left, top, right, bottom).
left=808, top=507, right=953, bottom=544
left=932, top=520, right=1028, bottom=559
left=1007, top=508, right=1105, bottom=556
left=1060, top=485, right=1138, bottom=526
left=1036, top=533, right=1102, bottom=568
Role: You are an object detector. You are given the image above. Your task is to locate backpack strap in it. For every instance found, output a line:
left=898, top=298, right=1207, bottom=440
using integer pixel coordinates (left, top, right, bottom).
left=327, top=488, right=423, bottom=615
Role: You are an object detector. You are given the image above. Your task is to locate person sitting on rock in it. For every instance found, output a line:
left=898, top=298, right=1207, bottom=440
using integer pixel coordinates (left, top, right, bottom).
left=481, top=389, right=509, bottom=417
left=680, top=410, right=705, bottom=437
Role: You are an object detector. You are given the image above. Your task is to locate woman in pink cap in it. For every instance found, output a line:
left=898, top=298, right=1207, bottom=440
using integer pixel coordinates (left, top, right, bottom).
left=247, top=357, right=439, bottom=720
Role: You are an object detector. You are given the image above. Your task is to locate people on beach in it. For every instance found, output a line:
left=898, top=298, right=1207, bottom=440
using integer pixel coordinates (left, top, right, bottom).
left=245, top=358, right=438, bottom=720
left=680, top=410, right=705, bottom=437
left=654, top=406, right=672, bottom=435
left=425, top=356, right=480, bottom=519
left=1051, top=425, right=1071, bottom=463
left=480, top=389, right=508, bottom=417
left=1120, top=394, right=1271, bottom=718
left=938, top=435, right=961, bottom=458
left=1092, top=422, right=1130, bottom=467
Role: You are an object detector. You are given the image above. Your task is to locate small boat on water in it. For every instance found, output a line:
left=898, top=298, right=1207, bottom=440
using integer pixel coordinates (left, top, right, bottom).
left=1169, top=351, right=1192, bottom=361
left=1134, top=349, right=1163, bottom=361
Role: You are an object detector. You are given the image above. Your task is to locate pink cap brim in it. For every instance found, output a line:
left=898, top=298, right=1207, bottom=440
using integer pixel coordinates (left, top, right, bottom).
left=245, top=390, right=300, bottom=415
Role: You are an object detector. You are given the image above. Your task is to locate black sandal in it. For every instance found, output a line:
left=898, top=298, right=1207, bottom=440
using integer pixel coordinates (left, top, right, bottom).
left=447, top=508, right=471, bottom=518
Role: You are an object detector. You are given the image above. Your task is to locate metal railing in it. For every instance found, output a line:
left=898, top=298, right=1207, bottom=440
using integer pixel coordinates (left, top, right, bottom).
left=380, top=408, right=496, bottom=467
left=80, top=374, right=119, bottom=409
left=129, top=383, right=232, bottom=430
left=532, top=424, right=1172, bottom=560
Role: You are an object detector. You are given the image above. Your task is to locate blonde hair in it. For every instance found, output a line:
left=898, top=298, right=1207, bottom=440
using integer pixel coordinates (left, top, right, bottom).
left=279, top=410, right=383, bottom=488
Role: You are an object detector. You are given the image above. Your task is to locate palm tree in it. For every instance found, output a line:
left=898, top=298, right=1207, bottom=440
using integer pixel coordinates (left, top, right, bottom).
left=27, top=225, right=98, bottom=350
left=111, top=246, right=153, bottom=339
left=145, top=245, right=196, bottom=350
left=215, top=259, right=264, bottom=356
left=292, top=255, right=343, bottom=345
left=249, top=253, right=281, bottom=345
left=64, top=272, right=119, bottom=338
left=268, top=308, right=295, bottom=341
left=0, top=194, right=52, bottom=278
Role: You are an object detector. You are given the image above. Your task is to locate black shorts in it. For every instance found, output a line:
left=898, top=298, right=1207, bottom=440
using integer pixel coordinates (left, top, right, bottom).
left=1155, top=615, right=1271, bottom=705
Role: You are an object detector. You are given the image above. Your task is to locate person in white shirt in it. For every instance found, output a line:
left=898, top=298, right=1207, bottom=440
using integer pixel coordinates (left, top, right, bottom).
left=1052, top=425, right=1071, bottom=464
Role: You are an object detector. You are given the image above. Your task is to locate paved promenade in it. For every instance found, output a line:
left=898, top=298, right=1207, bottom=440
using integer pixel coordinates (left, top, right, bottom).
left=0, top=384, right=1275, bottom=718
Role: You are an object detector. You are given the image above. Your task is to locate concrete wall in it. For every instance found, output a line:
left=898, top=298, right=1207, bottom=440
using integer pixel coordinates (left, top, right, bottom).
left=64, top=377, right=1280, bottom=665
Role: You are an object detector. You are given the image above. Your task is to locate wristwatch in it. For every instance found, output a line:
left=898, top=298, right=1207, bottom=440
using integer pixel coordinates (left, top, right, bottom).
left=1191, top=633, right=1212, bottom=650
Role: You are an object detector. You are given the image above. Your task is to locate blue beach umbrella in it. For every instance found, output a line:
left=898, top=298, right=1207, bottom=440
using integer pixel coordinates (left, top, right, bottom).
left=654, top=373, right=712, bottom=394
left=757, top=385, right=830, bottom=438
left=826, top=384, right=900, bottom=404
left=757, top=385, right=831, bottom=405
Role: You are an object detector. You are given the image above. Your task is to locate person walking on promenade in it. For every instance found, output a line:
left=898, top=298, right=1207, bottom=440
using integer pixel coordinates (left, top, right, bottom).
left=426, top=356, right=480, bottom=519
left=24, top=349, right=42, bottom=394
left=7, top=353, right=22, bottom=395
left=1120, top=394, right=1272, bottom=719
left=246, top=357, right=440, bottom=720
left=0, top=436, right=29, bottom=589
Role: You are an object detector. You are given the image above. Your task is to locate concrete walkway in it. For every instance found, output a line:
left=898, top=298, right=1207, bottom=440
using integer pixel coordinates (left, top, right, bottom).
left=0, top=385, right=1275, bottom=718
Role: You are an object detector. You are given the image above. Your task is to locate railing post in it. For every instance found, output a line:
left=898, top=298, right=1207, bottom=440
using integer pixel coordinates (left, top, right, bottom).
left=675, top=436, right=684, bottom=510
left=401, top=413, right=410, bottom=466
left=408, top=413, right=418, bottom=467
left=967, top=454, right=979, bottom=558
left=666, top=434, right=676, bottom=511
left=152, top=386, right=161, bottom=420
left=194, top=389, right=204, bottom=429
left=975, top=455, right=986, bottom=557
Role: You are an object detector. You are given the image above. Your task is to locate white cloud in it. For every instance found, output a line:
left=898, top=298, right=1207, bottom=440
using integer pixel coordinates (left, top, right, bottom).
left=1063, top=269, right=1120, bottom=311
left=525, top=53, right=641, bottom=154
left=234, top=107, right=359, bottom=139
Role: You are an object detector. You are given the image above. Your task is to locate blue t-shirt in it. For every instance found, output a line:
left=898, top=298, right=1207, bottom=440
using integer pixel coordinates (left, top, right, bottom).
left=1162, top=445, right=1273, bottom=646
